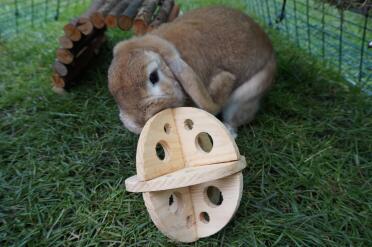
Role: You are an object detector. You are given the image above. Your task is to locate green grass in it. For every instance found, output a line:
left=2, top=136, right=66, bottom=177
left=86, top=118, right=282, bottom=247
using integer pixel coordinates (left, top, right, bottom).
left=1, top=0, right=371, bottom=246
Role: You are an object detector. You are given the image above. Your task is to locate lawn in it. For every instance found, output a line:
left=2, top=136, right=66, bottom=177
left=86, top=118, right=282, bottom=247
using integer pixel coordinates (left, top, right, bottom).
left=1, top=0, right=371, bottom=246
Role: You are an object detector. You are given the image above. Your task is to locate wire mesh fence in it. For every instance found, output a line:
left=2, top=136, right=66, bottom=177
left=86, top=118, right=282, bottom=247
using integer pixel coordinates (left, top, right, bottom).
left=0, top=0, right=90, bottom=38
left=1, top=0, right=371, bottom=91
left=246, top=0, right=371, bottom=92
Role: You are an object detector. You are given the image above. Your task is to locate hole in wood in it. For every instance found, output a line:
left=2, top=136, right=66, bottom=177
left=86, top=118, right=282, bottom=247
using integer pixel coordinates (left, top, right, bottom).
left=169, top=192, right=182, bottom=214
left=205, top=186, right=223, bottom=206
left=164, top=123, right=171, bottom=134
left=169, top=194, right=174, bottom=205
left=155, top=142, right=168, bottom=161
left=184, top=119, right=194, bottom=130
left=196, top=132, right=213, bottom=153
left=199, top=212, right=210, bottom=224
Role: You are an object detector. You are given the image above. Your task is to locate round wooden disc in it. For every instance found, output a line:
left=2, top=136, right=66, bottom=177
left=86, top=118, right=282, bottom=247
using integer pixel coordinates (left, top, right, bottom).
left=135, top=107, right=240, bottom=181
left=127, top=107, right=245, bottom=242
left=126, top=158, right=246, bottom=192
left=143, top=172, right=243, bottom=242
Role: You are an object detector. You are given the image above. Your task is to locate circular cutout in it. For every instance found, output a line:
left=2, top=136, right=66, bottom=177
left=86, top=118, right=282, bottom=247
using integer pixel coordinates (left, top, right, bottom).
left=205, top=186, right=223, bottom=206
left=199, top=212, right=210, bottom=224
left=168, top=192, right=182, bottom=214
left=155, top=142, right=168, bottom=161
left=196, top=132, right=213, bottom=153
left=184, top=119, right=194, bottom=130
left=164, top=123, right=171, bottom=134
left=169, top=194, right=174, bottom=205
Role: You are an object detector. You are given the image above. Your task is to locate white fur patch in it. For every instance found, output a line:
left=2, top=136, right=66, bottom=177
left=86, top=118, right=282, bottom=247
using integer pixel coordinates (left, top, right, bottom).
left=222, top=56, right=274, bottom=128
left=224, top=122, right=238, bottom=139
left=119, top=109, right=142, bottom=134
left=144, top=51, right=160, bottom=70
left=146, top=61, right=158, bottom=75
left=231, top=68, right=268, bottom=101
left=148, top=83, right=164, bottom=97
left=144, top=51, right=166, bottom=97
left=223, top=70, right=266, bottom=123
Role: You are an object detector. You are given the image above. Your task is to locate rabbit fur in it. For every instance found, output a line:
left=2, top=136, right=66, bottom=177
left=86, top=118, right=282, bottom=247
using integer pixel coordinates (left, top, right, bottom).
left=108, top=6, right=276, bottom=137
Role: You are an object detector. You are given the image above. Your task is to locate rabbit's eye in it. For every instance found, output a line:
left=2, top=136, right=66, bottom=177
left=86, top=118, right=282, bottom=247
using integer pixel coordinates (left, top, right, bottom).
left=149, top=70, right=159, bottom=85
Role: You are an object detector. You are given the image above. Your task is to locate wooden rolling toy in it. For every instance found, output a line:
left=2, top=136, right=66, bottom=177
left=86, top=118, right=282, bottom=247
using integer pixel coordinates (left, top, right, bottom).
left=125, top=107, right=246, bottom=242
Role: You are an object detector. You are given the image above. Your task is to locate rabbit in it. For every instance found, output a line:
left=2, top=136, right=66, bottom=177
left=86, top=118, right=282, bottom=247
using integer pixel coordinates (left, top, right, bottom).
left=108, top=6, right=276, bottom=137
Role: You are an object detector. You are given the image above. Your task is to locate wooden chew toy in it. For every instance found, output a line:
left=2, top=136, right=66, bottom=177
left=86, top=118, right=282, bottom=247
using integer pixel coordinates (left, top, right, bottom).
left=125, top=107, right=246, bottom=242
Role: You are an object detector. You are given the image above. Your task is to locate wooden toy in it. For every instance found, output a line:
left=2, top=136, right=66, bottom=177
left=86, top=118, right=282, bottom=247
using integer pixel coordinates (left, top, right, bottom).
left=125, top=107, right=246, bottom=242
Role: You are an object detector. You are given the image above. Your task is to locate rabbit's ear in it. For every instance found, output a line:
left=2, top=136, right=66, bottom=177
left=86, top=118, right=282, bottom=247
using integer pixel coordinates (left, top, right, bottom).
left=128, top=34, right=220, bottom=113
left=165, top=55, right=220, bottom=114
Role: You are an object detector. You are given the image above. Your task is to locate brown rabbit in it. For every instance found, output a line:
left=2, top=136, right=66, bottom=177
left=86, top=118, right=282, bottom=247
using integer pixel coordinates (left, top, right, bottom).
left=108, top=6, right=276, bottom=137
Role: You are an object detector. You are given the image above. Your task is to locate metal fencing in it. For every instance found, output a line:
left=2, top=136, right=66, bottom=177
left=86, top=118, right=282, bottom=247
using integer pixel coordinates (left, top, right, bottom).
left=1, top=0, right=371, bottom=91
left=0, top=0, right=90, bottom=38
left=246, top=0, right=371, bottom=92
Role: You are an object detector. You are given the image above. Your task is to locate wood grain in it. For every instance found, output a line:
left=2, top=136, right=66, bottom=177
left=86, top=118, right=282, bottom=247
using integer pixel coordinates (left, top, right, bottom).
left=104, top=0, right=131, bottom=28
left=173, top=107, right=240, bottom=167
left=167, top=3, right=180, bottom=22
left=136, top=108, right=185, bottom=181
left=143, top=187, right=198, bottom=242
left=126, top=158, right=246, bottom=192
left=118, top=0, right=143, bottom=30
left=148, top=0, right=174, bottom=30
left=125, top=107, right=245, bottom=242
left=133, top=0, right=159, bottom=35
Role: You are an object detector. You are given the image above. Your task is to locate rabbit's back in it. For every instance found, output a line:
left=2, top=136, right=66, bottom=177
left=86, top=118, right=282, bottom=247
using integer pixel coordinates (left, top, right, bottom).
left=152, top=6, right=274, bottom=87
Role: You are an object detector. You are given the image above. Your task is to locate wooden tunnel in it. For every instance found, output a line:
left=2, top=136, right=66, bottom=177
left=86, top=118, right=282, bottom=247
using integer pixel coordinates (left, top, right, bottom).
left=52, top=0, right=180, bottom=93
left=125, top=107, right=246, bottom=242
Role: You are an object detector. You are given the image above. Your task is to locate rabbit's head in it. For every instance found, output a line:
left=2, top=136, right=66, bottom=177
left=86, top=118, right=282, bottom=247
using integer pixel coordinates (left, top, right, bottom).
left=108, top=37, right=186, bottom=134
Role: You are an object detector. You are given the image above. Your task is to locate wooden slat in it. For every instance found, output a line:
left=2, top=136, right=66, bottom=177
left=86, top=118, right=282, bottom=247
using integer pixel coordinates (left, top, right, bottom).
left=118, top=0, right=143, bottom=30
left=133, top=0, right=159, bottom=35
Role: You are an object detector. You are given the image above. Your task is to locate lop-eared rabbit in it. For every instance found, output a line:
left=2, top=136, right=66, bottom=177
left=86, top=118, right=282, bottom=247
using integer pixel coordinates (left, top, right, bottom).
left=108, top=6, right=276, bottom=137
